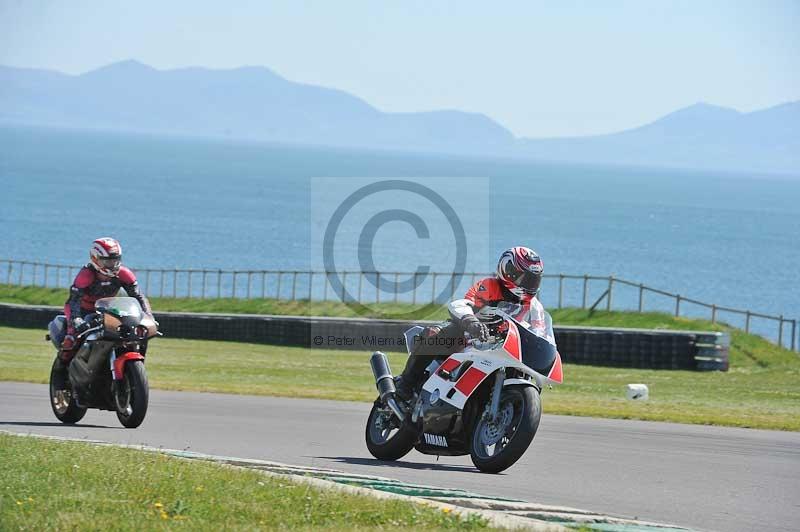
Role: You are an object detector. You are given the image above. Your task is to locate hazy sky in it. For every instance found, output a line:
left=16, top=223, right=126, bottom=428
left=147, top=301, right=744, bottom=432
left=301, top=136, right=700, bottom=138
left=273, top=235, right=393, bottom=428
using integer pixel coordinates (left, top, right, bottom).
left=2, top=0, right=798, bottom=138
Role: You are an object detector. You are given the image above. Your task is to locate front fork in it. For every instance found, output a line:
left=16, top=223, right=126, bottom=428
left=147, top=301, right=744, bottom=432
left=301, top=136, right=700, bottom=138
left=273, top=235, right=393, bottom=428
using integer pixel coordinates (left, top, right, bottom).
left=486, top=368, right=506, bottom=423
left=109, top=348, right=118, bottom=379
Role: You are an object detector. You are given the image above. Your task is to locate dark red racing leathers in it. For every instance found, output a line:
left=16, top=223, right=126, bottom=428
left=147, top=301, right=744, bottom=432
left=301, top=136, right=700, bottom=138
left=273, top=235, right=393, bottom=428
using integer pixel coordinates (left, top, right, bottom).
left=64, top=265, right=152, bottom=335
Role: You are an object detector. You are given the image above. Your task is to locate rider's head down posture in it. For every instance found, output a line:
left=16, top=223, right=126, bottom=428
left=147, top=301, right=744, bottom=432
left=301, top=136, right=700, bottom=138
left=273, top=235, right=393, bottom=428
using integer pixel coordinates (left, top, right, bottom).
left=59, top=238, right=152, bottom=362
left=396, top=246, right=544, bottom=398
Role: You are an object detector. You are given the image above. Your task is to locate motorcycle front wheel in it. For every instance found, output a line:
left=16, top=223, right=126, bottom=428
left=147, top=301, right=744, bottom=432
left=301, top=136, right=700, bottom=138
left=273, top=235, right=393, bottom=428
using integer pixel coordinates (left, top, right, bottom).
left=115, top=360, right=149, bottom=428
left=365, top=400, right=417, bottom=461
left=49, top=357, right=87, bottom=424
left=470, top=385, right=541, bottom=473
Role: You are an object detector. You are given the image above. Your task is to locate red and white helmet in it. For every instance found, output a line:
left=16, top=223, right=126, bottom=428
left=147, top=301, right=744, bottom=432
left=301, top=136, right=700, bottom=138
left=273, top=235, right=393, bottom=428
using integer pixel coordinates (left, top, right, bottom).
left=89, top=237, right=122, bottom=277
left=496, top=246, right=544, bottom=298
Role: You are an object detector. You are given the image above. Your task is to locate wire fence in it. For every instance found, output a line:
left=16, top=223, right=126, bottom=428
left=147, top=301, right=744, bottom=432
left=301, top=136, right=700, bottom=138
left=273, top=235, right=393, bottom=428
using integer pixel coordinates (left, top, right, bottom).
left=0, top=258, right=796, bottom=352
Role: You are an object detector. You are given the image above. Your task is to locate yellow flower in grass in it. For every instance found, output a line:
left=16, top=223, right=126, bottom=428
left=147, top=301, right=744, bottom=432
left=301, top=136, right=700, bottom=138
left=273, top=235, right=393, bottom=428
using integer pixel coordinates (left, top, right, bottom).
left=195, top=486, right=204, bottom=493
left=441, top=507, right=452, bottom=514
left=154, top=502, right=164, bottom=509
left=160, top=511, right=169, bottom=520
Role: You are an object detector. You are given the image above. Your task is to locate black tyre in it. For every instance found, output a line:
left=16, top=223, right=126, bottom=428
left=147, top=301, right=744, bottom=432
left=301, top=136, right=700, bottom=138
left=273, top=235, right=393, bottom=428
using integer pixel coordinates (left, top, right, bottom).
left=49, top=357, right=87, bottom=424
left=115, top=360, right=149, bottom=428
left=470, top=385, right=541, bottom=473
left=365, top=401, right=417, bottom=461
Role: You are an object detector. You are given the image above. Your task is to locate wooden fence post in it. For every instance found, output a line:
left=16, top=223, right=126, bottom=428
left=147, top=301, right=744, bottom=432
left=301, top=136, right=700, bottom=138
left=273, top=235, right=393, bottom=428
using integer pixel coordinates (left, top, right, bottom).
left=558, top=274, right=564, bottom=308
left=606, top=275, right=614, bottom=311
left=675, top=295, right=681, bottom=317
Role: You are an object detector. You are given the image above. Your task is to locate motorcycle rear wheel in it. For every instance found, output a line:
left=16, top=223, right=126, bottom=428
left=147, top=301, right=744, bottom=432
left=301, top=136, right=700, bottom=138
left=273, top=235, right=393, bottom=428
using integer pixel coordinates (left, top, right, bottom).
left=470, top=385, right=540, bottom=473
left=49, top=357, right=87, bottom=424
left=115, top=360, right=149, bottom=428
left=365, top=400, right=417, bottom=461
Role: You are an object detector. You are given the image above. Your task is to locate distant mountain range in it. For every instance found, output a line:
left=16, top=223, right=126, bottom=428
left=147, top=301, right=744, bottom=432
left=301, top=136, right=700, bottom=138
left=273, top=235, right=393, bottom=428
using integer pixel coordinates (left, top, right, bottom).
left=1, top=60, right=798, bottom=174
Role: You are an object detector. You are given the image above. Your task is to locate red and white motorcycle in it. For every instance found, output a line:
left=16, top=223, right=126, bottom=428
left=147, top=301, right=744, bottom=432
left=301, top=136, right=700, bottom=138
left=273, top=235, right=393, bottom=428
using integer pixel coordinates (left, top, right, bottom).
left=366, top=302, right=563, bottom=473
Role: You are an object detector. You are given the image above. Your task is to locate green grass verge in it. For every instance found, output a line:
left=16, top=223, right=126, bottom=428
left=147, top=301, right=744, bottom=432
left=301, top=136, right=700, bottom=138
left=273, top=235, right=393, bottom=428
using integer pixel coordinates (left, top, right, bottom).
left=0, top=433, right=489, bottom=531
left=1, top=314, right=798, bottom=430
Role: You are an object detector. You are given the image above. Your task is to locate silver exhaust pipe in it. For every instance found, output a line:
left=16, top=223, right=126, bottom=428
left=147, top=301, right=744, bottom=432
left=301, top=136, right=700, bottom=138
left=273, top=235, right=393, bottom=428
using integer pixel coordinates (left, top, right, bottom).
left=370, top=351, right=405, bottom=421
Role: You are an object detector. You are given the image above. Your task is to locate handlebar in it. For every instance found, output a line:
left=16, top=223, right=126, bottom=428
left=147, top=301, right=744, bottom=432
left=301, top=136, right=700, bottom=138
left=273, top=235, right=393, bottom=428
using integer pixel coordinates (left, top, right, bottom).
left=470, top=334, right=503, bottom=349
left=74, top=311, right=161, bottom=340
left=76, top=325, right=102, bottom=339
left=74, top=313, right=102, bottom=336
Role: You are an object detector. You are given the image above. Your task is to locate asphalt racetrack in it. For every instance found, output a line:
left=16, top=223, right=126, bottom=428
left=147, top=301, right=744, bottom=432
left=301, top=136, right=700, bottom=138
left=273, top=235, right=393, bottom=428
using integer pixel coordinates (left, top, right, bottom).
left=2, top=382, right=798, bottom=531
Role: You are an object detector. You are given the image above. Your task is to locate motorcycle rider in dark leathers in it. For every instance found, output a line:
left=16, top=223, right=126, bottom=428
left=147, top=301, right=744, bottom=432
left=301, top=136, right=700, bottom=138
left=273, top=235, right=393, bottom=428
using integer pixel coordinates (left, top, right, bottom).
left=58, top=237, right=152, bottom=364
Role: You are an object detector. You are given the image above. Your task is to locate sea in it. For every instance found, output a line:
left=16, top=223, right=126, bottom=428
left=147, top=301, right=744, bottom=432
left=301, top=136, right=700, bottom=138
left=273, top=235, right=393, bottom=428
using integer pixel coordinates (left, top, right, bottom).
left=1, top=125, right=799, bottom=341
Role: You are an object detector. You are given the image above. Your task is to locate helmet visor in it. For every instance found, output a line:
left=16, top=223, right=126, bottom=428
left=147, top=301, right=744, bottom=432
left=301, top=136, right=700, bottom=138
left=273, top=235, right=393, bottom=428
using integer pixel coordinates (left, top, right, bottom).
left=98, top=257, right=121, bottom=272
left=503, top=261, right=542, bottom=294
left=512, top=270, right=542, bottom=294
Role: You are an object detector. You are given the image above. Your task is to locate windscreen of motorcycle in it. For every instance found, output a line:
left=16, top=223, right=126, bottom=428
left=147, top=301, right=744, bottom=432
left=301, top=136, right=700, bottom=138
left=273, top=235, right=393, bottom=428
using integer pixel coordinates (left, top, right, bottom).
left=95, top=297, right=143, bottom=327
left=510, top=313, right=558, bottom=376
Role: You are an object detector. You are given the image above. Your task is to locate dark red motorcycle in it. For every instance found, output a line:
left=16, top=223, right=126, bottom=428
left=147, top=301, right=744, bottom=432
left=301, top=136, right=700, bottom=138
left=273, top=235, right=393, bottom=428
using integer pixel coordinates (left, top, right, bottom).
left=47, top=296, right=159, bottom=428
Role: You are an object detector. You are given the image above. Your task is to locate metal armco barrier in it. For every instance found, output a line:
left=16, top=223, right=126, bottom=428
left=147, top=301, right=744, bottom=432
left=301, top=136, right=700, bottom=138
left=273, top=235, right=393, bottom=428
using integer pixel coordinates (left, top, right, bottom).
left=0, top=302, right=729, bottom=371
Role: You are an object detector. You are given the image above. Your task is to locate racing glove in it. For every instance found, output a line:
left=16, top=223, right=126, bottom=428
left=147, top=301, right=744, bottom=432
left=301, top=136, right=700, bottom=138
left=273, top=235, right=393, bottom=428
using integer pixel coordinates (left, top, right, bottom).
left=461, top=314, right=489, bottom=341
left=61, top=335, right=76, bottom=351
left=71, top=317, right=85, bottom=334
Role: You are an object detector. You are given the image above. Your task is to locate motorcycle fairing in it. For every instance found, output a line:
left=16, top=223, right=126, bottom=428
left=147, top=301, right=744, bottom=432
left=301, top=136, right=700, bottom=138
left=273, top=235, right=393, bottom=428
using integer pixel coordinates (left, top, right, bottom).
left=421, top=350, right=535, bottom=410
left=547, top=353, right=563, bottom=384
left=420, top=315, right=562, bottom=409
left=414, top=388, right=470, bottom=456
left=503, top=318, right=563, bottom=384
left=502, top=320, right=522, bottom=360
left=404, top=326, right=425, bottom=356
